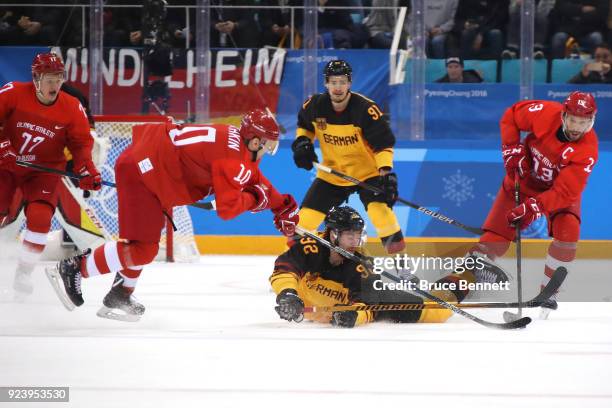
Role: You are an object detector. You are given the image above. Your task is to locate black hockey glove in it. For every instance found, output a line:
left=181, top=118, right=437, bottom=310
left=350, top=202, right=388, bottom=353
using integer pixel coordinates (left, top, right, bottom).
left=331, top=310, right=358, bottom=328
left=381, top=172, right=398, bottom=208
left=291, top=136, right=318, bottom=170
left=275, top=289, right=304, bottom=322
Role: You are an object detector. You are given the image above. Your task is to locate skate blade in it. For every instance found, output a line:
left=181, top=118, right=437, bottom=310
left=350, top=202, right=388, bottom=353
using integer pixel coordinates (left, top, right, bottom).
left=539, top=307, right=553, bottom=320
left=44, top=266, right=76, bottom=311
left=96, top=306, right=142, bottom=322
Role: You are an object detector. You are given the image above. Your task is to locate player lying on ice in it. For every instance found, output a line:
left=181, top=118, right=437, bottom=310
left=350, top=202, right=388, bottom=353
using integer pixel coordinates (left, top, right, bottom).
left=269, top=206, right=509, bottom=328
left=470, top=91, right=598, bottom=318
left=46, top=109, right=300, bottom=322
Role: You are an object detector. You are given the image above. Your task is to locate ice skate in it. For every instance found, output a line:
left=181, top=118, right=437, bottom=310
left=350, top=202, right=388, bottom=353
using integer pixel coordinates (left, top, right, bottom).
left=97, top=274, right=145, bottom=322
left=469, top=252, right=510, bottom=284
left=45, top=249, right=89, bottom=311
left=539, top=296, right=558, bottom=320
left=13, top=265, right=34, bottom=296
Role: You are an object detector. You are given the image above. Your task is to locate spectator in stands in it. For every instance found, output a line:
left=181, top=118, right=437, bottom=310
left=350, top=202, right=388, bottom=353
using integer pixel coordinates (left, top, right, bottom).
left=211, top=1, right=262, bottom=48
left=0, top=4, right=63, bottom=46
left=452, top=0, right=508, bottom=59
left=568, top=43, right=612, bottom=83
left=260, top=0, right=295, bottom=48
left=502, top=0, right=555, bottom=59
left=317, top=0, right=368, bottom=49
left=0, top=9, right=20, bottom=44
left=424, top=0, right=458, bottom=58
left=435, top=56, right=484, bottom=82
left=550, top=0, right=608, bottom=59
left=364, top=0, right=410, bottom=49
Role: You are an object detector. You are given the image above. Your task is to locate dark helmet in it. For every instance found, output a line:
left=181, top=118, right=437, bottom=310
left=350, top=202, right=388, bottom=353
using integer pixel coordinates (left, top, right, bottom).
left=324, top=60, right=352, bottom=82
left=324, top=206, right=364, bottom=233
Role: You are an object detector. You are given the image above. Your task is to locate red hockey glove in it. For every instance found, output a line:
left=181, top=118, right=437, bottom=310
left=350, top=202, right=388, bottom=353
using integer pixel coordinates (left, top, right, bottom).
left=0, top=140, right=18, bottom=171
left=76, top=160, right=102, bottom=191
left=273, top=194, right=299, bottom=237
left=507, top=197, right=543, bottom=230
left=244, top=183, right=270, bottom=213
left=502, top=143, right=529, bottom=179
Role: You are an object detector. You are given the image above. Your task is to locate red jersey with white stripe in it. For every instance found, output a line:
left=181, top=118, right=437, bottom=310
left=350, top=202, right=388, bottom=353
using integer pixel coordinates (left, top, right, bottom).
left=129, top=122, right=284, bottom=219
left=0, top=81, right=93, bottom=170
left=499, top=100, right=598, bottom=211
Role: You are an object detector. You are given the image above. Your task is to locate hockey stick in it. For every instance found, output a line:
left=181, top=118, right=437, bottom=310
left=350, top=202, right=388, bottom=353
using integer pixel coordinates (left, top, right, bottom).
left=304, top=266, right=566, bottom=313
left=295, top=226, right=531, bottom=330
left=313, top=162, right=484, bottom=235
left=16, top=160, right=218, bottom=214
left=503, top=172, right=524, bottom=323
left=16, top=160, right=116, bottom=188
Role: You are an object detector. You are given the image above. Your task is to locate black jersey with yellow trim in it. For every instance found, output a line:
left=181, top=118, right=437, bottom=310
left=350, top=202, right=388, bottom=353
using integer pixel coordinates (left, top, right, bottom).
left=296, top=92, right=395, bottom=186
left=270, top=235, right=373, bottom=325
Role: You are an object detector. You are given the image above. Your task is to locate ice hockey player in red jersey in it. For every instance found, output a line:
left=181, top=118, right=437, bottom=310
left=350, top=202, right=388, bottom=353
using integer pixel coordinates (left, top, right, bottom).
left=46, top=108, right=300, bottom=321
left=0, top=52, right=100, bottom=296
left=470, top=91, right=598, bottom=316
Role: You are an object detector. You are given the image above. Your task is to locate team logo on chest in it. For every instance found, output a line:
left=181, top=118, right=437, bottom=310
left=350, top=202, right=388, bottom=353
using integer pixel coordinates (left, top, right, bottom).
left=315, top=117, right=327, bottom=130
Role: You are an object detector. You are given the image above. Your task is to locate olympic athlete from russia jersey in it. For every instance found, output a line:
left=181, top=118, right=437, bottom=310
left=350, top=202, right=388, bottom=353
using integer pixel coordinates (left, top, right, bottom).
left=471, top=91, right=598, bottom=316
left=0, top=52, right=100, bottom=297
left=46, top=109, right=300, bottom=322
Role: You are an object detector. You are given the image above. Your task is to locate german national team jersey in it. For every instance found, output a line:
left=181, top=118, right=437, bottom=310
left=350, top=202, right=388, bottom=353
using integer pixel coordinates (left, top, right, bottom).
left=0, top=81, right=92, bottom=170
left=129, top=122, right=284, bottom=218
left=296, top=92, right=395, bottom=186
left=270, top=235, right=374, bottom=325
left=500, top=100, right=598, bottom=211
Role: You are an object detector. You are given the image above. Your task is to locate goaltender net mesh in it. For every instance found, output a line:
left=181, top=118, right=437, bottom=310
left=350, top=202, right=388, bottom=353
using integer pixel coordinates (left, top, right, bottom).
left=19, top=116, right=200, bottom=262
left=87, top=116, right=200, bottom=262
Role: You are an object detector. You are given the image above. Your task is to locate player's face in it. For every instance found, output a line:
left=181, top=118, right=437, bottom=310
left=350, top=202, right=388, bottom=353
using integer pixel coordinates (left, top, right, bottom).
left=325, top=75, right=351, bottom=103
left=562, top=113, right=594, bottom=141
left=337, top=229, right=365, bottom=252
left=35, top=73, right=64, bottom=104
left=249, top=137, right=279, bottom=160
left=447, top=63, right=463, bottom=81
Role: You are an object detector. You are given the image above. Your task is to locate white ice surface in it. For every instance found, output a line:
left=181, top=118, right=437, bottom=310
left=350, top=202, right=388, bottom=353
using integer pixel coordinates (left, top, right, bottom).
left=0, top=255, right=611, bottom=408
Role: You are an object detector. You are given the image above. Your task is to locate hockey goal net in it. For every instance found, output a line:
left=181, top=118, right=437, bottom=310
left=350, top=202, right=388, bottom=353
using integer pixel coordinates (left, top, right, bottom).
left=88, top=115, right=200, bottom=262
left=4, top=115, right=200, bottom=262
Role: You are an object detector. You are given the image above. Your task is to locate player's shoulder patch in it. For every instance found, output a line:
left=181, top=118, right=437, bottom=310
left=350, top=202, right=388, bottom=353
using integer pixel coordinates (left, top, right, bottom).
left=351, top=91, right=377, bottom=105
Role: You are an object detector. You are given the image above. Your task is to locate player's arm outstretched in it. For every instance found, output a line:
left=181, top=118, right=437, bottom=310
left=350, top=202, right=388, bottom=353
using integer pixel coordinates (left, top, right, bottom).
left=211, top=159, right=299, bottom=236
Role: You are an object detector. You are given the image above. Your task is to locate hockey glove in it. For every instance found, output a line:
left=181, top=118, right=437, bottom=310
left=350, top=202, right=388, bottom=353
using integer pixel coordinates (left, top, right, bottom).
left=76, top=160, right=102, bottom=191
left=381, top=172, right=399, bottom=207
left=291, top=136, right=318, bottom=170
left=507, top=197, right=543, bottom=230
left=275, top=289, right=304, bottom=322
left=273, top=194, right=299, bottom=237
left=502, top=143, right=529, bottom=179
left=243, top=183, right=270, bottom=213
left=331, top=310, right=358, bottom=328
left=0, top=140, right=18, bottom=171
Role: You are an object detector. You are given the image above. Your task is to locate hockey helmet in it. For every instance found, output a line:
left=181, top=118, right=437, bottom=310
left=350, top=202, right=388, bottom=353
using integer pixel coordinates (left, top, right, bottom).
left=324, top=60, right=352, bottom=82
left=239, top=108, right=280, bottom=155
left=32, top=52, right=65, bottom=78
left=562, top=91, right=597, bottom=140
left=324, top=206, right=366, bottom=247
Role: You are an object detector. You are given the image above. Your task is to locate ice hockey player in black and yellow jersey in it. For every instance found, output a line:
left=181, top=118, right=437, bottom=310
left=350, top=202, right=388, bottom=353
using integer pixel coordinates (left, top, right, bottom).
left=291, top=60, right=405, bottom=254
left=270, top=206, right=481, bottom=328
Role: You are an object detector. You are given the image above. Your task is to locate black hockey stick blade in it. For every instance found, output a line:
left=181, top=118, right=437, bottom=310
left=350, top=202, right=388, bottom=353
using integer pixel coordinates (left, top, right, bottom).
left=504, top=266, right=567, bottom=323
left=381, top=272, right=531, bottom=330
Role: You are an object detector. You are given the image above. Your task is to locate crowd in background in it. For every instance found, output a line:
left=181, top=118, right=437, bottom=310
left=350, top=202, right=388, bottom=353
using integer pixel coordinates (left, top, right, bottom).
left=1, top=1, right=611, bottom=75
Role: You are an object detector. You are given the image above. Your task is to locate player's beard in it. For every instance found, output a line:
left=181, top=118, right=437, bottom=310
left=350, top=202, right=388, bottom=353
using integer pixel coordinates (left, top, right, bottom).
left=330, top=91, right=350, bottom=107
